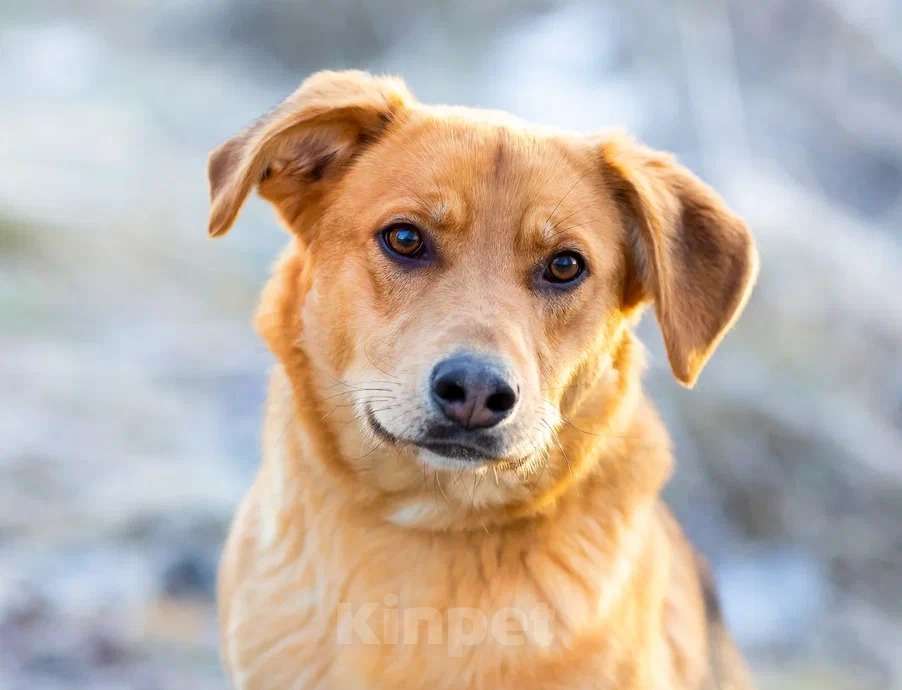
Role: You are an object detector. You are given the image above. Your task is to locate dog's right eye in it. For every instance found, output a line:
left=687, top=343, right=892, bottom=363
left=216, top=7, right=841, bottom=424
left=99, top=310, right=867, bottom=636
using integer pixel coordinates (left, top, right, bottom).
left=379, top=223, right=429, bottom=262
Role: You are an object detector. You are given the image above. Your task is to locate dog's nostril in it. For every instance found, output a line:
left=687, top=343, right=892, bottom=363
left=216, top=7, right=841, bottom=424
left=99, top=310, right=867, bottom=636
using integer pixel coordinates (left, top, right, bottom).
left=485, top=389, right=516, bottom=413
left=434, top=378, right=467, bottom=404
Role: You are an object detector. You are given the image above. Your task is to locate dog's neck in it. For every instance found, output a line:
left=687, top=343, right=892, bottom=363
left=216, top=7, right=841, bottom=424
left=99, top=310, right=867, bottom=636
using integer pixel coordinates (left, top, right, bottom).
left=255, top=244, right=672, bottom=534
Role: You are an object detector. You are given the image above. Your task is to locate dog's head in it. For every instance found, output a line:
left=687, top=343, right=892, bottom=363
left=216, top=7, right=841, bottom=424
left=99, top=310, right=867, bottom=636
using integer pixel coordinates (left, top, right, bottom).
left=208, top=71, right=757, bottom=519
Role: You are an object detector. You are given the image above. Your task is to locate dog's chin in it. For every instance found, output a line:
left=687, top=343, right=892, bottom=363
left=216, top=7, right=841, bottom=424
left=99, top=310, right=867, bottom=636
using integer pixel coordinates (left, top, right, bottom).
left=366, top=407, right=519, bottom=472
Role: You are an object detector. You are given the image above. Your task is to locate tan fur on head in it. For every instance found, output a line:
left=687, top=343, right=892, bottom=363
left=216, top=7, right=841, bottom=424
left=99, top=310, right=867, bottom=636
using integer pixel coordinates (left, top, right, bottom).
left=208, top=70, right=757, bottom=690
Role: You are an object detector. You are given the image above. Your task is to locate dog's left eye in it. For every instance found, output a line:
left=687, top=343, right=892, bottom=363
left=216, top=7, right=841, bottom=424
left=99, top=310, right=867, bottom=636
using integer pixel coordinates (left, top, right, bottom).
left=541, top=250, right=586, bottom=286
left=380, top=223, right=428, bottom=261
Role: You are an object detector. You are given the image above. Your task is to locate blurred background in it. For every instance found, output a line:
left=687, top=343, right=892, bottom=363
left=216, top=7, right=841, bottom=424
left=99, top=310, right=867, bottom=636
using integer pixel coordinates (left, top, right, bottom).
left=1, top=1, right=900, bottom=688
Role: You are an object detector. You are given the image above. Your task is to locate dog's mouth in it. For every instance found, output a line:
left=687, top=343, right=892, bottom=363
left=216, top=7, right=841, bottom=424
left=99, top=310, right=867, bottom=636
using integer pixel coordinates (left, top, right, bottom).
left=416, top=440, right=494, bottom=462
left=366, top=407, right=500, bottom=462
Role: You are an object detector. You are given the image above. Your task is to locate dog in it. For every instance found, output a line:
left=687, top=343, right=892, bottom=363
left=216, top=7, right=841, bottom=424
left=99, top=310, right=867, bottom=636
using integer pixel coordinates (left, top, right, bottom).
left=208, top=70, right=758, bottom=690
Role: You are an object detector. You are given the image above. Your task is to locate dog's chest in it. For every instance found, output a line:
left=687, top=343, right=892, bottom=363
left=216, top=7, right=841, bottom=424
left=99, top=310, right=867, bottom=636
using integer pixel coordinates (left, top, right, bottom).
left=225, top=495, right=666, bottom=690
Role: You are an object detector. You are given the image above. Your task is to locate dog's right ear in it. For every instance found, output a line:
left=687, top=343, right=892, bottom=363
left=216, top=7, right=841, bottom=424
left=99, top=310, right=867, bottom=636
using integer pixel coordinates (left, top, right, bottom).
left=207, top=70, right=413, bottom=237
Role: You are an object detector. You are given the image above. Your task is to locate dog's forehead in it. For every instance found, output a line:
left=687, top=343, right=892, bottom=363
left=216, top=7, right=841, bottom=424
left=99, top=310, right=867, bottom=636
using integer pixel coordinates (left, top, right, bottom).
left=354, top=111, right=601, bottom=242
left=387, top=110, right=572, bottom=183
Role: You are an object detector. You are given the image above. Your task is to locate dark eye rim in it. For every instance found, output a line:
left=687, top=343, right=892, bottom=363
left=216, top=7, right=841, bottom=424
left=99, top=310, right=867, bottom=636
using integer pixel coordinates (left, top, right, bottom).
left=537, top=250, right=588, bottom=290
left=377, top=222, right=433, bottom=265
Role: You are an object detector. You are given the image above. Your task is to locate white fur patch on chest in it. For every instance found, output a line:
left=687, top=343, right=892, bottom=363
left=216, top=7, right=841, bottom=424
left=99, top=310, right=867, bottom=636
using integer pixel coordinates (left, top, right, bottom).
left=387, top=499, right=442, bottom=527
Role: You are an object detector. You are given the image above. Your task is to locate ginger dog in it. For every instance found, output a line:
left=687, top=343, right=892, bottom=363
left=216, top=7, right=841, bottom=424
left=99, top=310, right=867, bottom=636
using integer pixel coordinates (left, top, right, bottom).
left=208, top=70, right=758, bottom=690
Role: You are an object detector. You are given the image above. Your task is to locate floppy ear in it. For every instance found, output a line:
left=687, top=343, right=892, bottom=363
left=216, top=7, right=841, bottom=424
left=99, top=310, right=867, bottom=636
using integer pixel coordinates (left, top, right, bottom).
left=207, top=70, right=413, bottom=237
left=599, top=133, right=759, bottom=387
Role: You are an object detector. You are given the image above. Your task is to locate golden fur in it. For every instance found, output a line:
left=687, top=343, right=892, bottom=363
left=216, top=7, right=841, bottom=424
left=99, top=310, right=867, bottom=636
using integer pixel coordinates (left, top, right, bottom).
left=208, top=70, right=758, bottom=690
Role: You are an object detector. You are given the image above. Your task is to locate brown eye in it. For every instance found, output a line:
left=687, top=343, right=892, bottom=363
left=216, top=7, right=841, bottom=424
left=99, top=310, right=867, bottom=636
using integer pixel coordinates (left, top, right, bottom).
left=382, top=224, right=425, bottom=259
left=543, top=251, right=585, bottom=285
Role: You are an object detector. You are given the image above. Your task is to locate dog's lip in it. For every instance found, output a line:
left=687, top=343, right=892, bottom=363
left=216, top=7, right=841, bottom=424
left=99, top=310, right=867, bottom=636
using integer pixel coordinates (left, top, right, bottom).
left=366, top=407, right=399, bottom=444
left=416, top=440, right=493, bottom=461
left=365, top=407, right=496, bottom=462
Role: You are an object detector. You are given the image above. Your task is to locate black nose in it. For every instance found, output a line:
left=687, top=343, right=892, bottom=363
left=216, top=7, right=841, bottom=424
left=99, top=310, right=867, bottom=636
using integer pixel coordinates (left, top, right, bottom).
left=430, top=354, right=518, bottom=430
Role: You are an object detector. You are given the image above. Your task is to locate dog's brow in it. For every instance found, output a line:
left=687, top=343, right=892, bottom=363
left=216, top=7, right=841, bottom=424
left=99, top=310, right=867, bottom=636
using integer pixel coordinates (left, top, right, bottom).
left=406, top=191, right=464, bottom=230
left=533, top=212, right=579, bottom=247
left=539, top=219, right=559, bottom=243
left=509, top=206, right=591, bottom=257
left=383, top=194, right=452, bottom=229
left=428, top=199, right=450, bottom=226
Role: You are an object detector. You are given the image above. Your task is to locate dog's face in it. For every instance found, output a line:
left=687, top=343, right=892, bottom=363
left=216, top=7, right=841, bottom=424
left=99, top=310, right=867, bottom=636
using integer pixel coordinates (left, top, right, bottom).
left=298, top=118, right=630, bottom=473
left=208, top=71, right=757, bottom=513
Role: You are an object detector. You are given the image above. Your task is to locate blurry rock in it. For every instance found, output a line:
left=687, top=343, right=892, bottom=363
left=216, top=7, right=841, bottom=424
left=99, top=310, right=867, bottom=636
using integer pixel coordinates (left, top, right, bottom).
left=24, top=651, right=87, bottom=682
left=160, top=551, right=216, bottom=601
left=0, top=585, right=49, bottom=632
left=86, top=632, right=130, bottom=667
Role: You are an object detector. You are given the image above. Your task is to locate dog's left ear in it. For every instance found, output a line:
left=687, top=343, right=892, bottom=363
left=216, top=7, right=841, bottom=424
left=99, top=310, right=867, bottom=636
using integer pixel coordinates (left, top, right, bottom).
left=207, top=70, right=413, bottom=237
left=598, top=133, right=759, bottom=387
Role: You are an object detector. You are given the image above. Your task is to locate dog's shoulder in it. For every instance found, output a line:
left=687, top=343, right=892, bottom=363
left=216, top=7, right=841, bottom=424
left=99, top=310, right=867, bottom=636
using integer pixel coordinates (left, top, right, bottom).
left=657, top=506, right=755, bottom=690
